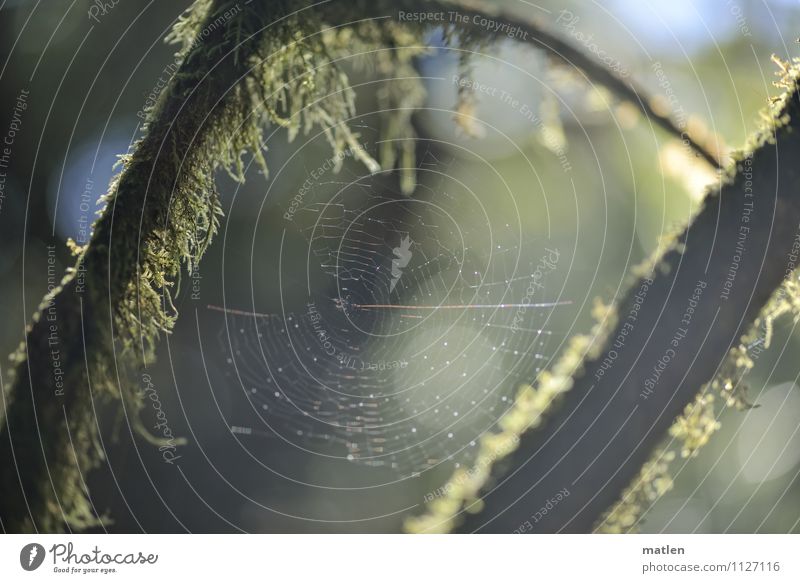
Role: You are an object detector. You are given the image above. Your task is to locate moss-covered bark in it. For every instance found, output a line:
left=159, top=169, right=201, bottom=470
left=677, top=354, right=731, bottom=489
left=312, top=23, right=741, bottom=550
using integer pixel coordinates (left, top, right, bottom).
left=0, top=0, right=253, bottom=533
left=0, top=0, right=394, bottom=533
left=409, top=64, right=800, bottom=533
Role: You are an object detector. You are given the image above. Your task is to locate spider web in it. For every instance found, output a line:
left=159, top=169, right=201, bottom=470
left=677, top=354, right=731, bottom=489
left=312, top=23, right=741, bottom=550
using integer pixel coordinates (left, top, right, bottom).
left=212, top=150, right=566, bottom=478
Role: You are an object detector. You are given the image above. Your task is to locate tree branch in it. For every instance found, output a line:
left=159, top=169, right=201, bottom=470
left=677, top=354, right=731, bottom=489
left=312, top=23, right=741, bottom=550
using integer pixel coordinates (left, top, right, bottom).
left=409, top=64, right=800, bottom=533
left=0, top=0, right=421, bottom=532
left=320, top=0, right=724, bottom=170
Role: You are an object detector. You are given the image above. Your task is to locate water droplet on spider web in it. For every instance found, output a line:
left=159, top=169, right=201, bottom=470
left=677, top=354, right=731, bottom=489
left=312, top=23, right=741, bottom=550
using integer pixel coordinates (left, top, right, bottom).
left=212, top=152, right=567, bottom=478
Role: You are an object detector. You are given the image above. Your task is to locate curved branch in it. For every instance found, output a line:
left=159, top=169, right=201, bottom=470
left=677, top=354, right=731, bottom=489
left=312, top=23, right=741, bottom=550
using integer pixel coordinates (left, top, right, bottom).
left=413, top=65, right=800, bottom=533
left=0, top=0, right=285, bottom=532
left=320, top=0, right=724, bottom=170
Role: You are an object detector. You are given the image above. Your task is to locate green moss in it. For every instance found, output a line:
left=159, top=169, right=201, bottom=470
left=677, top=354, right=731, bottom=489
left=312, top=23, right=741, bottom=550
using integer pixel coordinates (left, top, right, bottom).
left=596, top=449, right=676, bottom=533
left=0, top=0, right=429, bottom=533
left=594, top=59, right=800, bottom=534
left=321, top=20, right=430, bottom=194
left=405, top=300, right=618, bottom=533
left=408, top=58, right=800, bottom=535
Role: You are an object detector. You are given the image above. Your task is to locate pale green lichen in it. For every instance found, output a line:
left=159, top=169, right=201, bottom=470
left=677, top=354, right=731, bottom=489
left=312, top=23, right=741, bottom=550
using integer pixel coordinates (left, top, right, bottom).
left=595, top=389, right=722, bottom=532
left=6, top=0, right=800, bottom=535
left=405, top=300, right=618, bottom=533
left=0, top=0, right=428, bottom=533
left=669, top=391, right=721, bottom=459
left=595, top=449, right=676, bottom=533
left=321, top=20, right=430, bottom=194
left=594, top=58, right=800, bottom=534
left=407, top=56, right=800, bottom=535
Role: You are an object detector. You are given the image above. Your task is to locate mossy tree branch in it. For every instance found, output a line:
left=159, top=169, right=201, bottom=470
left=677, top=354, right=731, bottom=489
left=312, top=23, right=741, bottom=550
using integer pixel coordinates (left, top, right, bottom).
left=0, top=0, right=262, bottom=533
left=409, top=65, right=800, bottom=533
left=0, top=0, right=388, bottom=533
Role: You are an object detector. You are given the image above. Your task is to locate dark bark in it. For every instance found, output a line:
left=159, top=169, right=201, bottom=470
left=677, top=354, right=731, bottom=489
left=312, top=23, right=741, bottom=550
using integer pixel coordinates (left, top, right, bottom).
left=0, top=0, right=267, bottom=533
left=457, top=79, right=800, bottom=533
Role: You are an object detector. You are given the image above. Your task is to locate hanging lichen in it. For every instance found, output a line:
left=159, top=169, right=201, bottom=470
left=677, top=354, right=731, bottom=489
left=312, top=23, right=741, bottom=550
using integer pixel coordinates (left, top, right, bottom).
left=321, top=20, right=430, bottom=194
left=0, top=0, right=426, bottom=533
